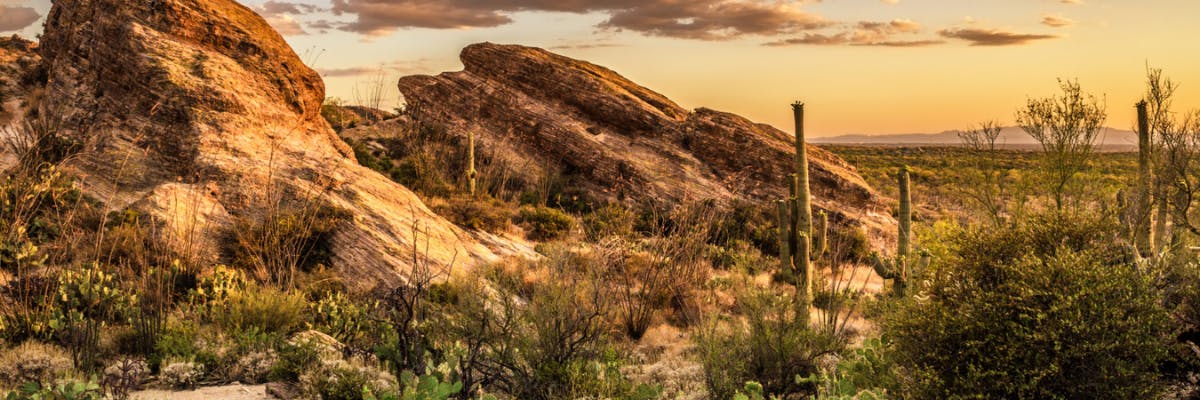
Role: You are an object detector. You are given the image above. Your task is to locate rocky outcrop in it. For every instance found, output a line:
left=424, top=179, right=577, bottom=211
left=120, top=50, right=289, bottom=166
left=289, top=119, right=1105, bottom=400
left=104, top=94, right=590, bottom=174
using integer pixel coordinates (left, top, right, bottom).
left=39, top=0, right=511, bottom=289
left=395, top=43, right=891, bottom=237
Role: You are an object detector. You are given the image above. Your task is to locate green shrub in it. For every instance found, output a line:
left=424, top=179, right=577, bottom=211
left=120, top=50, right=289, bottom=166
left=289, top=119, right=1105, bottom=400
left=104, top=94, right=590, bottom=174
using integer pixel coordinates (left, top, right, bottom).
left=516, top=206, right=574, bottom=241
left=210, top=283, right=308, bottom=336
left=884, top=215, right=1171, bottom=399
left=582, top=203, right=636, bottom=241
left=269, top=339, right=323, bottom=383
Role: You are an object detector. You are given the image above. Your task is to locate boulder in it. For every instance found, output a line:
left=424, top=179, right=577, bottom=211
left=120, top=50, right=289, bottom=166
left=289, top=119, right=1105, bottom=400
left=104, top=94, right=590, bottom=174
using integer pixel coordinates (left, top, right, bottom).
left=394, top=43, right=892, bottom=238
left=38, top=0, right=509, bottom=289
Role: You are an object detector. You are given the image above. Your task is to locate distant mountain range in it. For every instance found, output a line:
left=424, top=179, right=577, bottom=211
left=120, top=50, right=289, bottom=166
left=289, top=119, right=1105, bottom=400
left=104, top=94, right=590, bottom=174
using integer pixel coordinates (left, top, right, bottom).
left=812, top=126, right=1138, bottom=149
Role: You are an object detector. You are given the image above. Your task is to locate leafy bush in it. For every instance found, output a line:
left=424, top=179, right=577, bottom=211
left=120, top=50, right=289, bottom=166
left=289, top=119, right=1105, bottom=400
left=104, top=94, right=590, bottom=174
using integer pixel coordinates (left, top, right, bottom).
left=883, top=214, right=1171, bottom=399
left=516, top=206, right=574, bottom=241
left=0, top=341, right=73, bottom=388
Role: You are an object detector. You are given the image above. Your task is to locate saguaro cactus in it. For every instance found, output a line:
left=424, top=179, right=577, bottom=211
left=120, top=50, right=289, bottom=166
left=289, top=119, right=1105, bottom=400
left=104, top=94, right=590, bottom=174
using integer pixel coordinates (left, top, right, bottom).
left=1134, top=101, right=1152, bottom=256
left=467, top=130, right=478, bottom=196
left=776, top=102, right=818, bottom=307
left=872, top=166, right=929, bottom=297
left=793, top=102, right=815, bottom=301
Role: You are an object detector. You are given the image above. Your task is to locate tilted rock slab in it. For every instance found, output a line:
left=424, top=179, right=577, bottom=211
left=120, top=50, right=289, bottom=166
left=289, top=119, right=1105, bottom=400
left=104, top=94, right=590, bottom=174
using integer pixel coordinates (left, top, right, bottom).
left=39, top=0, right=503, bottom=288
left=397, top=43, right=892, bottom=236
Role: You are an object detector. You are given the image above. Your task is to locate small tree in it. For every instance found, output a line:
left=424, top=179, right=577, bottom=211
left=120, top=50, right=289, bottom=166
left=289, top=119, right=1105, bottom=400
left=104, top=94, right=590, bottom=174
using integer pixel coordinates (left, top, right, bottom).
left=957, top=121, right=1014, bottom=226
left=1016, top=79, right=1107, bottom=211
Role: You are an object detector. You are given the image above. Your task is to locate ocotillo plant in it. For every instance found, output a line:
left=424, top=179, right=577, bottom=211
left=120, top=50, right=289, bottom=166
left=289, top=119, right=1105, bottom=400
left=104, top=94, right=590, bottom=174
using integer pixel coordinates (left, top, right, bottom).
left=467, top=130, right=478, bottom=196
left=871, top=166, right=929, bottom=297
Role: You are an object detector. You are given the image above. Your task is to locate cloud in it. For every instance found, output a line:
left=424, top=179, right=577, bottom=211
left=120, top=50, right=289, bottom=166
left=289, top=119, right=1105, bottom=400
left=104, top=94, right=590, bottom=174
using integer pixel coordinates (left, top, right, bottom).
left=939, top=27, right=1059, bottom=46
left=766, top=18, right=940, bottom=47
left=1041, top=14, right=1073, bottom=28
left=765, top=32, right=941, bottom=47
left=266, top=14, right=307, bottom=36
left=549, top=42, right=626, bottom=50
left=0, top=6, right=40, bottom=33
left=316, top=59, right=433, bottom=78
left=258, top=1, right=323, bottom=16
left=598, top=1, right=830, bottom=40
left=329, top=0, right=830, bottom=40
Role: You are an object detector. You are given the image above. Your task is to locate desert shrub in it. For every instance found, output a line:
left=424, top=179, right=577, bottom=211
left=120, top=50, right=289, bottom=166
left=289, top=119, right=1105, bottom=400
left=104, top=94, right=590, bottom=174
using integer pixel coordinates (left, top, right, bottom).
left=582, top=203, right=637, bottom=241
left=269, top=339, right=324, bottom=383
left=210, top=283, right=308, bottom=336
left=516, top=206, right=574, bottom=241
left=159, top=359, right=203, bottom=389
left=563, top=351, right=663, bottom=400
left=0, top=341, right=73, bottom=388
left=301, top=358, right=399, bottom=400
left=151, top=320, right=200, bottom=370
left=438, top=255, right=614, bottom=400
left=712, top=200, right=777, bottom=254
left=695, top=287, right=844, bottom=399
left=100, top=358, right=147, bottom=400
left=229, top=201, right=349, bottom=287
left=429, top=196, right=512, bottom=233
left=231, top=350, right=277, bottom=384
left=884, top=215, right=1170, bottom=399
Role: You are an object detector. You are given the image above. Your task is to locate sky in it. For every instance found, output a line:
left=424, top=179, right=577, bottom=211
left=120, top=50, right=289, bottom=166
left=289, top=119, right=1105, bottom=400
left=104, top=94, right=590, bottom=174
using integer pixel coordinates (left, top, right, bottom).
left=3, top=0, right=1200, bottom=137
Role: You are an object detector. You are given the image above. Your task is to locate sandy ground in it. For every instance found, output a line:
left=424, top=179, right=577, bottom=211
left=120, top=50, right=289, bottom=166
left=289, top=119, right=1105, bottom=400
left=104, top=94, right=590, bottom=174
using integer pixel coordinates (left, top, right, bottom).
left=133, top=384, right=271, bottom=400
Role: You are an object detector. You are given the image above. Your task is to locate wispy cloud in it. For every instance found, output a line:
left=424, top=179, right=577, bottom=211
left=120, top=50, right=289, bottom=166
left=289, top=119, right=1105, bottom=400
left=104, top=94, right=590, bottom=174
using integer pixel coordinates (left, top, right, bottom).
left=1041, top=14, right=1074, bottom=28
left=939, top=27, right=1059, bottom=46
left=329, top=0, right=832, bottom=40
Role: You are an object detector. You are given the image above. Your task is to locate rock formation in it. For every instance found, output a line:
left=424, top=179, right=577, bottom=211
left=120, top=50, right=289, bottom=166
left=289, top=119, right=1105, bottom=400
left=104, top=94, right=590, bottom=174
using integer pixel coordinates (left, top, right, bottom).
left=394, top=43, right=891, bottom=237
left=38, top=0, right=512, bottom=289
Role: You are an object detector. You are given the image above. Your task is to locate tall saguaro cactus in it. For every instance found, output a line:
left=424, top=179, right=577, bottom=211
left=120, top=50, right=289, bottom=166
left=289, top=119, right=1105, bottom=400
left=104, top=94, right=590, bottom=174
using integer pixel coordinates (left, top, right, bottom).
left=776, top=102, right=823, bottom=310
left=1134, top=101, right=1152, bottom=256
left=872, top=166, right=929, bottom=297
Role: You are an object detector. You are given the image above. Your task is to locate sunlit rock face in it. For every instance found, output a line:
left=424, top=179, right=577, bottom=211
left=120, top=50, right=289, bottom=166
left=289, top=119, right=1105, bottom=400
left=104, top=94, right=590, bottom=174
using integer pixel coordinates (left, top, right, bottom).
left=396, top=42, right=893, bottom=239
left=38, top=0, right=511, bottom=289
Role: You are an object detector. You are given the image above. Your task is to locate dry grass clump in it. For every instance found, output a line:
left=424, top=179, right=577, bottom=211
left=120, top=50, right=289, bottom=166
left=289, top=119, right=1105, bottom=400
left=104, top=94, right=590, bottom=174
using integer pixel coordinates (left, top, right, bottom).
left=0, top=341, right=73, bottom=388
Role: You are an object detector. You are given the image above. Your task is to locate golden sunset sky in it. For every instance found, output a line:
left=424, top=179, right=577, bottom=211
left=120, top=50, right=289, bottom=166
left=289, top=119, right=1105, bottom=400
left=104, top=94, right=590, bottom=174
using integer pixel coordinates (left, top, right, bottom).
left=4, top=0, right=1199, bottom=136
